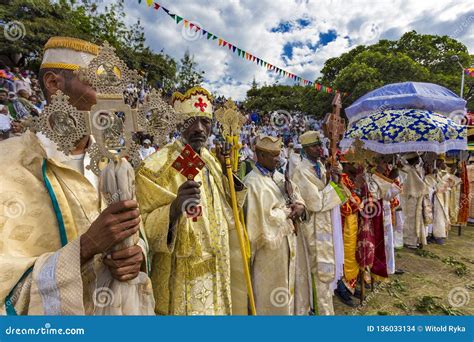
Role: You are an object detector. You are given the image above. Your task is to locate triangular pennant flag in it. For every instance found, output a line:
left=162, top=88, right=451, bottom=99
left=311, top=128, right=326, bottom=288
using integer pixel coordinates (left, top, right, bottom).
left=139, top=0, right=142, bottom=4
left=228, top=43, right=233, bottom=50
left=256, top=58, right=260, bottom=65
left=190, top=23, right=195, bottom=30
left=223, top=41, right=228, bottom=47
left=183, top=19, right=189, bottom=28
left=207, top=32, right=213, bottom=39
left=202, top=29, right=207, bottom=35
left=175, top=15, right=183, bottom=24
left=195, top=26, right=201, bottom=32
left=212, top=35, right=218, bottom=40
left=161, top=6, right=170, bottom=14
left=252, top=56, right=256, bottom=62
left=218, top=38, right=223, bottom=46
left=146, top=0, right=153, bottom=6
left=169, top=13, right=176, bottom=20
left=241, top=51, right=246, bottom=58
left=153, top=3, right=160, bottom=10
left=237, top=48, right=241, bottom=56
left=232, top=46, right=237, bottom=53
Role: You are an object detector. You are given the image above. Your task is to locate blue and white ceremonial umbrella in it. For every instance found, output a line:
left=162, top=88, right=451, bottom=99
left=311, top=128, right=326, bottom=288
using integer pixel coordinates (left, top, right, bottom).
left=340, top=109, right=467, bottom=154
left=345, top=82, right=467, bottom=125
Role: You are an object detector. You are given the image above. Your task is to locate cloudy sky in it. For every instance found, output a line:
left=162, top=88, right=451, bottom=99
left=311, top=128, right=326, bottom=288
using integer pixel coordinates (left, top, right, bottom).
left=122, top=0, right=474, bottom=100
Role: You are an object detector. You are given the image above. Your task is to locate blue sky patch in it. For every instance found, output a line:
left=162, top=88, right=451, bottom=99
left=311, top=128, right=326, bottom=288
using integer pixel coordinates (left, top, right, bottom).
left=282, top=41, right=304, bottom=59
left=271, top=21, right=294, bottom=33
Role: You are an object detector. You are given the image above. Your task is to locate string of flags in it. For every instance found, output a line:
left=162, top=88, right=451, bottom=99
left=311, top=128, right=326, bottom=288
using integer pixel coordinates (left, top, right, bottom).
left=138, top=0, right=347, bottom=96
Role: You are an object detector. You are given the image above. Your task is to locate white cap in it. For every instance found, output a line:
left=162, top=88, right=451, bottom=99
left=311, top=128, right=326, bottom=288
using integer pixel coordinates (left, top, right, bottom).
left=40, top=37, right=99, bottom=71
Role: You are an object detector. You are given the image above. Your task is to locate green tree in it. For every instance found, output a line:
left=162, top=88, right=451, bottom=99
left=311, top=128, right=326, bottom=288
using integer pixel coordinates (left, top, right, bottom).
left=244, top=31, right=473, bottom=117
left=176, top=50, right=204, bottom=92
left=0, top=0, right=176, bottom=89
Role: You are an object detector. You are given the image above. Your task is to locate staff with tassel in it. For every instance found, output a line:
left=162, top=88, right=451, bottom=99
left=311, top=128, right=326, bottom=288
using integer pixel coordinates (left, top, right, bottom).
left=216, top=100, right=256, bottom=315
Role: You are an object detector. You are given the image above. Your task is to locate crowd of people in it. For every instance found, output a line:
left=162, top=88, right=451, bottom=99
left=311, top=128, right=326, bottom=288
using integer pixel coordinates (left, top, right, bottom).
left=1, top=36, right=471, bottom=317
left=0, top=66, right=45, bottom=140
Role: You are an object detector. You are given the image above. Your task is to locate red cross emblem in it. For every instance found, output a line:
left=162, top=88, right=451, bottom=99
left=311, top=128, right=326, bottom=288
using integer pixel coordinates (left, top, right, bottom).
left=194, top=97, right=207, bottom=112
left=172, top=144, right=206, bottom=180
left=172, top=144, right=206, bottom=221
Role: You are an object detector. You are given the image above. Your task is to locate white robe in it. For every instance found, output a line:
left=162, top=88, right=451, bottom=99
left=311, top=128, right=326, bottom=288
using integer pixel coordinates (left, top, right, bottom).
left=291, top=158, right=345, bottom=315
left=400, top=164, right=429, bottom=246
left=244, top=168, right=312, bottom=315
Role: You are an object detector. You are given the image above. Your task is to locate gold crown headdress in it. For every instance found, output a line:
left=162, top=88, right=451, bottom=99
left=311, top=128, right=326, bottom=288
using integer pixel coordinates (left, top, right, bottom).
left=172, top=86, right=213, bottom=121
left=29, top=37, right=178, bottom=174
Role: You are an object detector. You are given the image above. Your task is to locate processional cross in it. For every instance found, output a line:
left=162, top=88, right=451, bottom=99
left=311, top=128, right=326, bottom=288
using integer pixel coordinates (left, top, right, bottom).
left=323, top=92, right=346, bottom=166
left=172, top=144, right=206, bottom=221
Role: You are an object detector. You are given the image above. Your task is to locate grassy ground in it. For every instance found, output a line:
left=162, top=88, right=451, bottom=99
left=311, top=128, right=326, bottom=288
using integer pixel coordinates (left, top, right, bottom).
left=334, top=225, right=474, bottom=316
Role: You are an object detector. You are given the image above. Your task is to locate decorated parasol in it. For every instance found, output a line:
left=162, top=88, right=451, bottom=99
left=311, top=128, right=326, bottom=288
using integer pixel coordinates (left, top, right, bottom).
left=345, top=82, right=467, bottom=125
left=340, top=109, right=467, bottom=154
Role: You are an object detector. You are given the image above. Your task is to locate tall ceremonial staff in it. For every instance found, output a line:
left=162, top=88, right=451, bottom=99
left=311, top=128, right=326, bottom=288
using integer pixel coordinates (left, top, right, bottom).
left=323, top=92, right=345, bottom=167
left=215, top=100, right=257, bottom=315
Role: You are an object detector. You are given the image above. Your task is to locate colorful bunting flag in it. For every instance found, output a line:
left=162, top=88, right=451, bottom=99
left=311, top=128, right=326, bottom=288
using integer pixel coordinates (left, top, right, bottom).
left=146, top=2, right=345, bottom=95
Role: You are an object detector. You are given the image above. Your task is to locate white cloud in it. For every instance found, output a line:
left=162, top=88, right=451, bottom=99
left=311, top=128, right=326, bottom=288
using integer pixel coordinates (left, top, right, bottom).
left=121, top=0, right=474, bottom=100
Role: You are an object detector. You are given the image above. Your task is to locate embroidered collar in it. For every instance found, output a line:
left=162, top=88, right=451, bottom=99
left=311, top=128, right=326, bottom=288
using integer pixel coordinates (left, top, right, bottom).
left=255, top=162, right=274, bottom=177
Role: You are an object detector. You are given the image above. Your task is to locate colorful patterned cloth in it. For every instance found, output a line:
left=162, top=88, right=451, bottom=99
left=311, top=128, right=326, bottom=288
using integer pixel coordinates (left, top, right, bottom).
left=341, top=109, right=467, bottom=154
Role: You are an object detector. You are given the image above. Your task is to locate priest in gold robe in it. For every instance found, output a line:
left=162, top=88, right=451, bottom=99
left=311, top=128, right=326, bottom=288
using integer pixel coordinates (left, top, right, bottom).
left=136, top=87, right=246, bottom=315
left=1, top=37, right=148, bottom=315
left=243, top=135, right=311, bottom=315
left=291, top=131, right=346, bottom=315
